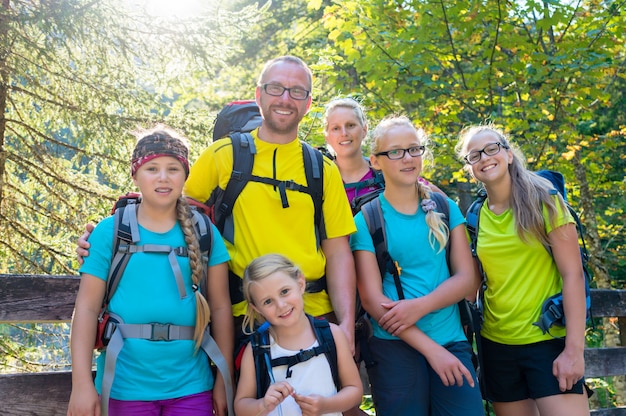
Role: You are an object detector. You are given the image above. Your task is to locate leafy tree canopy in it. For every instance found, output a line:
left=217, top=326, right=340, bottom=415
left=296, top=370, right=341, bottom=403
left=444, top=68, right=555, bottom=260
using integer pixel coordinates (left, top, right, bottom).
left=0, top=0, right=263, bottom=274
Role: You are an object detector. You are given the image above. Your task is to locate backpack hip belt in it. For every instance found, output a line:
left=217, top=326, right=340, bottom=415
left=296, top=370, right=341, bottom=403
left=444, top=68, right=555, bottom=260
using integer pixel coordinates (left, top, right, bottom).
left=100, top=313, right=233, bottom=416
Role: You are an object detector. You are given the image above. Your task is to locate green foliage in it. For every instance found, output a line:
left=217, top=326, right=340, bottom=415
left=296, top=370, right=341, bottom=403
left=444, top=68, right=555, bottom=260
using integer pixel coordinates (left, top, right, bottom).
left=301, top=0, right=626, bottom=283
left=0, top=323, right=71, bottom=373
left=0, top=0, right=262, bottom=274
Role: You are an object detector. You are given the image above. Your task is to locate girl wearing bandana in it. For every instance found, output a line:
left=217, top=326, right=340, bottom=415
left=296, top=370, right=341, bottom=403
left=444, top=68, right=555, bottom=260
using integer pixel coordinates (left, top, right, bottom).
left=68, top=126, right=233, bottom=416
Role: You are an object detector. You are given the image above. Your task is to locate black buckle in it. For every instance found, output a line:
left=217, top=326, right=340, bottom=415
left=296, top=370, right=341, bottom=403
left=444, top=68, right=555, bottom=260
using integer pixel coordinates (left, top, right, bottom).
left=151, top=324, right=171, bottom=341
left=283, top=180, right=299, bottom=191
left=297, top=348, right=316, bottom=363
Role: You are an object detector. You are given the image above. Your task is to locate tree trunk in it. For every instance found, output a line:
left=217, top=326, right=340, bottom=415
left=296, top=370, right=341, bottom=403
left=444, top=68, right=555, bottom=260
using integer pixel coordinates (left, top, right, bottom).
left=573, top=150, right=625, bottom=406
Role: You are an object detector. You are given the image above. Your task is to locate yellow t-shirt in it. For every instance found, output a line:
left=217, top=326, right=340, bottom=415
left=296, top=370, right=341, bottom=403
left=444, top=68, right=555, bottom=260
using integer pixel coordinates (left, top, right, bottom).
left=478, top=196, right=573, bottom=344
left=184, top=129, right=356, bottom=317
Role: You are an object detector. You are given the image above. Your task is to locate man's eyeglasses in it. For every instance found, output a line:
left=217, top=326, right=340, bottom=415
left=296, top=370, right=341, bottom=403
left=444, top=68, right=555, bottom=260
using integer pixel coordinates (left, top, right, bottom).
left=464, top=142, right=509, bottom=165
left=375, top=146, right=426, bottom=160
left=261, top=84, right=310, bottom=100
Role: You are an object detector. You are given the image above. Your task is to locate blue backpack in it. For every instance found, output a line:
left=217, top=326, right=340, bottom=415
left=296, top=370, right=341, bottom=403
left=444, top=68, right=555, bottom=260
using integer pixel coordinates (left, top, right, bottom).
left=465, top=169, right=593, bottom=336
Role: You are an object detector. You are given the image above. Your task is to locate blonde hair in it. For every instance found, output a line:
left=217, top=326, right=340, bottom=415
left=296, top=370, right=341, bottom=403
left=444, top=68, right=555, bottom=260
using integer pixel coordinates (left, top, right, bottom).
left=323, top=97, right=368, bottom=132
left=371, top=116, right=448, bottom=251
left=176, top=196, right=211, bottom=350
left=456, top=124, right=568, bottom=245
left=241, top=254, right=303, bottom=334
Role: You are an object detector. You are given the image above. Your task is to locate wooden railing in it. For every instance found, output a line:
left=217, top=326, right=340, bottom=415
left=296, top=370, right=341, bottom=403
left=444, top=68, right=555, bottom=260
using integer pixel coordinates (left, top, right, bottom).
left=1, top=274, right=625, bottom=415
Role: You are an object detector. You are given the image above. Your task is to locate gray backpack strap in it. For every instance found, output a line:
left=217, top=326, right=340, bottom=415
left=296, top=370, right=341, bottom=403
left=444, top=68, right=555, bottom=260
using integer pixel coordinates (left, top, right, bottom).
left=167, top=250, right=187, bottom=299
left=201, top=326, right=234, bottom=416
left=115, top=243, right=189, bottom=299
left=100, top=316, right=214, bottom=416
left=121, top=200, right=141, bottom=243
left=100, top=314, right=124, bottom=416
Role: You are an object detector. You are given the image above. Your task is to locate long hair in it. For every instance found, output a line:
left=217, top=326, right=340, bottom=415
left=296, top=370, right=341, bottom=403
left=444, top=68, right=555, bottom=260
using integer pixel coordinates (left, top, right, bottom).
left=457, top=124, right=568, bottom=245
left=371, top=116, right=448, bottom=251
left=241, top=254, right=303, bottom=335
left=177, top=196, right=211, bottom=351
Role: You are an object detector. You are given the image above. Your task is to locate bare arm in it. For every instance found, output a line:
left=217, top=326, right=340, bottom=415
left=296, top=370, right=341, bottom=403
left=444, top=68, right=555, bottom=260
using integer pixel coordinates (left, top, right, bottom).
left=378, top=224, right=478, bottom=335
left=234, top=345, right=295, bottom=416
left=322, top=236, right=356, bottom=352
left=354, top=249, right=474, bottom=387
left=206, top=262, right=234, bottom=416
left=549, top=223, right=587, bottom=391
left=67, top=274, right=105, bottom=416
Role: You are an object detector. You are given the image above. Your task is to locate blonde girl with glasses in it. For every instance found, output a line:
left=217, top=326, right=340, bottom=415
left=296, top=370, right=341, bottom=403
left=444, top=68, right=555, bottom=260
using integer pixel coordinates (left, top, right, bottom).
left=350, top=116, right=484, bottom=416
left=456, top=124, right=589, bottom=416
left=322, top=97, right=446, bottom=212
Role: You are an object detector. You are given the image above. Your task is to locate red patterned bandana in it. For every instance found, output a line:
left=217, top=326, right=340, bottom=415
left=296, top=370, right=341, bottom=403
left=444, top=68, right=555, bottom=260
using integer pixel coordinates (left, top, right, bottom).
left=131, top=132, right=189, bottom=177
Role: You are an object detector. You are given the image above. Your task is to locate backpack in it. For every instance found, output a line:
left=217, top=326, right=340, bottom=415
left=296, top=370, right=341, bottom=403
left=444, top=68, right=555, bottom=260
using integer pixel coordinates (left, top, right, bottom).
left=347, top=160, right=385, bottom=214
left=95, top=193, right=234, bottom=416
left=250, top=315, right=340, bottom=399
left=208, top=100, right=327, bottom=304
left=465, top=169, right=593, bottom=337
left=316, top=147, right=385, bottom=214
left=358, top=193, right=480, bottom=366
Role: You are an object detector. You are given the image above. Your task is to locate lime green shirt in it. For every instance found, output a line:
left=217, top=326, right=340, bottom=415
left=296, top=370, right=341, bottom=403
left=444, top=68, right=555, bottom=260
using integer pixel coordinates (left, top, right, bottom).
left=478, top=196, right=572, bottom=344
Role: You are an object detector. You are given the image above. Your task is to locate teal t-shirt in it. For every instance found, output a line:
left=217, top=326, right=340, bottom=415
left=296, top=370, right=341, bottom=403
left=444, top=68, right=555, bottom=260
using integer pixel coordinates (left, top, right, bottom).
left=80, top=215, right=230, bottom=401
left=350, top=195, right=468, bottom=346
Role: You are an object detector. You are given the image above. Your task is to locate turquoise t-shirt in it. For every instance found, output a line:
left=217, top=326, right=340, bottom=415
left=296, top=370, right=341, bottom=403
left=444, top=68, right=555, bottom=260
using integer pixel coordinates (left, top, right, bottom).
left=350, top=195, right=468, bottom=346
left=80, top=215, right=230, bottom=401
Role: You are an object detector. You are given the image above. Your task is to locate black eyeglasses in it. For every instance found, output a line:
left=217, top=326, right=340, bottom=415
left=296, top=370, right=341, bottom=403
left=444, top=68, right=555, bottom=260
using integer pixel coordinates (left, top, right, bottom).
left=261, top=84, right=310, bottom=100
left=375, top=146, right=426, bottom=160
left=464, top=142, right=509, bottom=165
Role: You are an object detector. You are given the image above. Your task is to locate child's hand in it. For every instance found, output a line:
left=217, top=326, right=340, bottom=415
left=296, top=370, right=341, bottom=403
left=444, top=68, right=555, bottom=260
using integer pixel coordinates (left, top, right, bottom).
left=263, top=381, right=295, bottom=413
left=67, top=384, right=100, bottom=416
left=424, top=344, right=475, bottom=388
left=379, top=299, right=425, bottom=336
left=293, top=393, right=325, bottom=416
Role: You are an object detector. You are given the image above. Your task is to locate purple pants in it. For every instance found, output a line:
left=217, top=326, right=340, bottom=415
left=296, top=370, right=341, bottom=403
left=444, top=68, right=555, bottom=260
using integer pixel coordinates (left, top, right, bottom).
left=108, top=391, right=212, bottom=415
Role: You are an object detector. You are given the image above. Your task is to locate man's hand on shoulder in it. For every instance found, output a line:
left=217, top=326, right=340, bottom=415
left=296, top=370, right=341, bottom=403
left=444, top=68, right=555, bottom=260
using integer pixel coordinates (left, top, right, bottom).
left=76, top=223, right=95, bottom=265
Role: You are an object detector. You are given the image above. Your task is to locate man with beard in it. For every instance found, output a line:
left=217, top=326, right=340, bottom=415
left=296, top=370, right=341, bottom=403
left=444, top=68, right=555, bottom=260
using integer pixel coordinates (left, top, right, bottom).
left=184, top=56, right=357, bottom=351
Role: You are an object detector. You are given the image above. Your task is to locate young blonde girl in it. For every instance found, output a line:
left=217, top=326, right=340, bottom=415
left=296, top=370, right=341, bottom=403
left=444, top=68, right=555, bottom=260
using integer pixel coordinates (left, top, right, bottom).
left=68, top=126, right=233, bottom=416
left=350, top=116, right=483, bottom=416
left=457, top=124, right=589, bottom=416
left=235, top=254, right=362, bottom=416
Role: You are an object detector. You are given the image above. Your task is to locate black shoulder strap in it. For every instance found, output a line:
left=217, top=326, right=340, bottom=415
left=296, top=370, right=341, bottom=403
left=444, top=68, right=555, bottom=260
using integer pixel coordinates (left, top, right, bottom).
left=344, top=159, right=385, bottom=192
left=361, top=197, right=404, bottom=299
left=252, top=316, right=339, bottom=398
left=301, top=142, right=326, bottom=247
left=310, top=316, right=339, bottom=391
left=466, top=189, right=487, bottom=261
left=216, top=132, right=256, bottom=244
